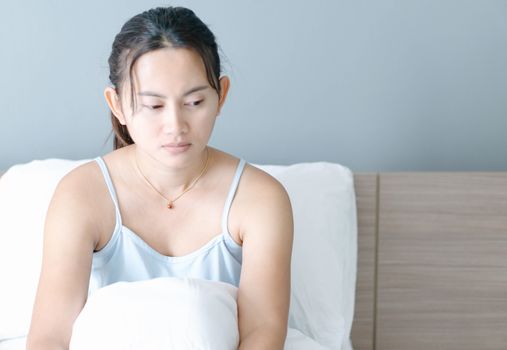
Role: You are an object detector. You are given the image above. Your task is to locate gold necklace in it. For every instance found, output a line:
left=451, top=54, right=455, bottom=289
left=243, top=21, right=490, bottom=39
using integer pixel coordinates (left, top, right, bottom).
left=134, top=147, right=210, bottom=209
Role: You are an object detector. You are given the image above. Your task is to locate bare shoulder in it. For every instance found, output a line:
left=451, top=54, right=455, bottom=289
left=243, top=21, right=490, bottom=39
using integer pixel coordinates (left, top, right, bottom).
left=209, top=149, right=292, bottom=242
left=54, top=160, right=104, bottom=207
left=241, top=163, right=291, bottom=204
left=236, top=162, right=293, bottom=240
left=209, top=148, right=288, bottom=199
left=49, top=160, right=110, bottom=246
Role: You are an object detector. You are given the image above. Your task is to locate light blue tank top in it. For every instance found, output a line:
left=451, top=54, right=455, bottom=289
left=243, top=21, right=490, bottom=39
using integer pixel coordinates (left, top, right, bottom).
left=88, top=156, right=246, bottom=296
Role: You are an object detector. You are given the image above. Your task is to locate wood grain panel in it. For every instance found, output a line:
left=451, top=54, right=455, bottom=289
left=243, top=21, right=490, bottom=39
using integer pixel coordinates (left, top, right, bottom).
left=377, top=173, right=507, bottom=350
left=351, top=173, right=378, bottom=350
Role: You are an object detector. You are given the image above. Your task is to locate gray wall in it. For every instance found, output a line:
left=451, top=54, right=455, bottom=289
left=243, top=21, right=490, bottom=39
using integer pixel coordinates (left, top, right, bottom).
left=1, top=0, right=506, bottom=171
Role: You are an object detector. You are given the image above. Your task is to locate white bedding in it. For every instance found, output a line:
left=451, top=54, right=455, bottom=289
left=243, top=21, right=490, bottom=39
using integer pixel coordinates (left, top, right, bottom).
left=0, top=337, right=25, bottom=350
left=0, top=329, right=328, bottom=350
left=0, top=158, right=357, bottom=350
left=69, top=277, right=331, bottom=350
left=0, top=278, right=330, bottom=350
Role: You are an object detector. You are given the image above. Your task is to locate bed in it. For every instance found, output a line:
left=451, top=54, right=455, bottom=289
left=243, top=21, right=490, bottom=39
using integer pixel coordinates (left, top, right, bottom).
left=0, top=166, right=506, bottom=350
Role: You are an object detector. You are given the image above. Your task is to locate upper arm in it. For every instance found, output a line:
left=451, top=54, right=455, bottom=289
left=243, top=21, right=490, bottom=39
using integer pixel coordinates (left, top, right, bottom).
left=27, top=167, right=100, bottom=348
left=237, top=170, right=294, bottom=340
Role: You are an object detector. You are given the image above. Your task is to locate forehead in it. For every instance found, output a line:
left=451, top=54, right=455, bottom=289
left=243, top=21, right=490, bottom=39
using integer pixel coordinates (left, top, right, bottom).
left=130, top=47, right=209, bottom=96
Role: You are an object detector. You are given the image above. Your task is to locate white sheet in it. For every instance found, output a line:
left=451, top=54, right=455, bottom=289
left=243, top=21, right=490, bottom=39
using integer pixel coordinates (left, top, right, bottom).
left=0, top=337, right=25, bottom=350
left=0, top=330, right=329, bottom=350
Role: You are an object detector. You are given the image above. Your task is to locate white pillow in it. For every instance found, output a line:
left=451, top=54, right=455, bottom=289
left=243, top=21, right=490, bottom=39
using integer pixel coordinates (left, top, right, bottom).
left=70, top=277, right=240, bottom=350
left=0, top=158, right=357, bottom=350
left=253, top=162, right=357, bottom=350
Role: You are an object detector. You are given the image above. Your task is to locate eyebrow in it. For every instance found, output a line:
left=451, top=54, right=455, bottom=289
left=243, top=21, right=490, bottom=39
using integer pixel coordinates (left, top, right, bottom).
left=137, top=85, right=209, bottom=99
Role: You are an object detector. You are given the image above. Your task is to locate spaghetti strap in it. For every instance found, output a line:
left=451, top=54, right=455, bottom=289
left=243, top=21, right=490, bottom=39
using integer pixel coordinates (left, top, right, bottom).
left=94, top=156, right=122, bottom=223
left=221, top=159, right=247, bottom=235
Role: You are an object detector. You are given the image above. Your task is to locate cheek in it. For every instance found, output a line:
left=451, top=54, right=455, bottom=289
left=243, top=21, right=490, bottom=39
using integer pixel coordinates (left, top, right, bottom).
left=202, top=116, right=218, bottom=136
left=124, top=115, right=157, bottom=141
left=198, top=107, right=218, bottom=123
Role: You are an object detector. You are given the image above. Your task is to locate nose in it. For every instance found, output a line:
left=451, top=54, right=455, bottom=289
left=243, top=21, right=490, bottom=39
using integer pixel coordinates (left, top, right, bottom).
left=161, top=104, right=188, bottom=135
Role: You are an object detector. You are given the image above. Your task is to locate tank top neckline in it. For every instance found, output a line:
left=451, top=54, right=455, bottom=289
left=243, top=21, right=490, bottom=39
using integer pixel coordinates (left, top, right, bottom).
left=121, top=225, right=233, bottom=263
left=94, top=156, right=246, bottom=262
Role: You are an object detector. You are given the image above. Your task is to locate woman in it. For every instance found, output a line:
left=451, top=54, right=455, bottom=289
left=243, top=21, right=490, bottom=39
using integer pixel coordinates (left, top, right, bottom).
left=27, top=6, right=293, bottom=350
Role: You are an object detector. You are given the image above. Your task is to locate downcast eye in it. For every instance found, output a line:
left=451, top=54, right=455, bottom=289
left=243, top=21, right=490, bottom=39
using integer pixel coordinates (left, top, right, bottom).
left=186, top=100, right=203, bottom=107
left=143, top=104, right=163, bottom=110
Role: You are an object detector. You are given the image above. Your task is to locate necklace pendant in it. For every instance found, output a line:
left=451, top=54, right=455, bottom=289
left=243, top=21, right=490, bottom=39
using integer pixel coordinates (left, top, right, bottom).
left=167, top=202, right=174, bottom=209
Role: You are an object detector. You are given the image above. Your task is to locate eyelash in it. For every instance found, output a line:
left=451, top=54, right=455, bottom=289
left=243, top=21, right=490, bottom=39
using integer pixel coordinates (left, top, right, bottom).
left=142, top=100, right=203, bottom=110
left=185, top=100, right=203, bottom=107
left=146, top=105, right=163, bottom=110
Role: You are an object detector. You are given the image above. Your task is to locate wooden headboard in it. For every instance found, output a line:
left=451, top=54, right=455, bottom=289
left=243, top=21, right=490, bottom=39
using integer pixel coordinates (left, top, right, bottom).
left=351, top=173, right=507, bottom=350
left=1, top=170, right=506, bottom=349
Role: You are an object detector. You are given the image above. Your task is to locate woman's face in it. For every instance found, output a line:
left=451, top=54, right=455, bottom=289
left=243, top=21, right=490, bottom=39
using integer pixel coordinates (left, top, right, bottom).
left=116, top=47, right=227, bottom=166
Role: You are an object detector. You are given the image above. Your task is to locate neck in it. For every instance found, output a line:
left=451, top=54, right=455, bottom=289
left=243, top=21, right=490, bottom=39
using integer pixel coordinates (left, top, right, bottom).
left=132, top=145, right=210, bottom=197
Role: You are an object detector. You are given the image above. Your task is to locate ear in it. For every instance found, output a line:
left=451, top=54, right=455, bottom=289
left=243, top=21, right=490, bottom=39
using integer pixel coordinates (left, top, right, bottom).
left=104, top=86, right=127, bottom=125
left=217, top=76, right=230, bottom=115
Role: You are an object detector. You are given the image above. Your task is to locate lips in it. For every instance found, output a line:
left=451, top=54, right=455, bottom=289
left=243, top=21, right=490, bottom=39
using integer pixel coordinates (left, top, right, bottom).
left=161, top=142, right=192, bottom=155
left=163, top=142, right=191, bottom=147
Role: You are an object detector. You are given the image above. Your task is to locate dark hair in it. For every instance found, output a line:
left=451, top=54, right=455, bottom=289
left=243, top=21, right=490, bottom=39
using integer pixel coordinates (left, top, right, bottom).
left=106, top=6, right=222, bottom=149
